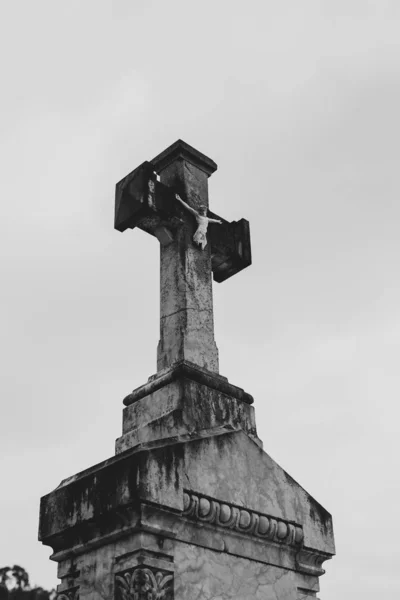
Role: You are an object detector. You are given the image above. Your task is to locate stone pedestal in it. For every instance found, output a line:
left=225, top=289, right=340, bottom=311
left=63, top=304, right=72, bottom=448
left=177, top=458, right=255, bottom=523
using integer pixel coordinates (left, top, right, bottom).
left=39, top=363, right=334, bottom=600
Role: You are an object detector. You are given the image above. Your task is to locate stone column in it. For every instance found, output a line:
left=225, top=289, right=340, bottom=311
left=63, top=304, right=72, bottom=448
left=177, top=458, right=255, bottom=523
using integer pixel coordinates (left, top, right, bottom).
left=151, top=142, right=219, bottom=373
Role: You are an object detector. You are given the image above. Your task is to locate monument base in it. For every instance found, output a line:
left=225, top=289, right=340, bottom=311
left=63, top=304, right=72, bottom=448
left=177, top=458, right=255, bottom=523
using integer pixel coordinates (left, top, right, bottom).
left=40, top=368, right=334, bottom=600
left=55, top=532, right=323, bottom=600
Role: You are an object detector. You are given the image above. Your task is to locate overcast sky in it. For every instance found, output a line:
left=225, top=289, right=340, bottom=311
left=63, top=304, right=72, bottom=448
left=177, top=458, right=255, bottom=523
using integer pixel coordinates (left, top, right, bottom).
left=1, top=1, right=399, bottom=598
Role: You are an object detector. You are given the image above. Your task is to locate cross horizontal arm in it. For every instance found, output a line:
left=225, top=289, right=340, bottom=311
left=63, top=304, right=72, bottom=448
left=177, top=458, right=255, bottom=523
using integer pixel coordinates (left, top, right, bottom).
left=115, top=161, right=176, bottom=233
left=115, top=161, right=251, bottom=283
left=207, top=213, right=252, bottom=283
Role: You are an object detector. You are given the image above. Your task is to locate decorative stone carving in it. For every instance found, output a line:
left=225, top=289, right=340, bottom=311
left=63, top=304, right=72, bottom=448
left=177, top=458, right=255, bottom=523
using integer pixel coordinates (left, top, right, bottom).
left=183, top=490, right=304, bottom=546
left=296, top=548, right=332, bottom=577
left=57, top=588, right=79, bottom=600
left=115, top=566, right=173, bottom=600
left=175, top=193, right=222, bottom=250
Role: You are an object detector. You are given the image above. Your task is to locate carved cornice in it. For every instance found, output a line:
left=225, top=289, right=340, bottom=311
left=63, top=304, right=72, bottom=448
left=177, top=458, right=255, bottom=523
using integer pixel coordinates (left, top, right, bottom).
left=115, top=567, right=173, bottom=600
left=151, top=139, right=218, bottom=177
left=183, top=491, right=303, bottom=546
left=296, top=549, right=332, bottom=577
left=123, top=360, right=253, bottom=406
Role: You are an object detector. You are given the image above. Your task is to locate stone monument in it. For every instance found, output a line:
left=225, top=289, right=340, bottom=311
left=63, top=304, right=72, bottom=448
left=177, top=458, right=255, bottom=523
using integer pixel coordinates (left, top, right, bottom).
left=39, top=140, right=335, bottom=599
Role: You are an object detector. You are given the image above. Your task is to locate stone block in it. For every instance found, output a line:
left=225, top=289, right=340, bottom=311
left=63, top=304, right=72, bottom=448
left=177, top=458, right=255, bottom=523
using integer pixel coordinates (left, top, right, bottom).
left=116, top=361, right=260, bottom=453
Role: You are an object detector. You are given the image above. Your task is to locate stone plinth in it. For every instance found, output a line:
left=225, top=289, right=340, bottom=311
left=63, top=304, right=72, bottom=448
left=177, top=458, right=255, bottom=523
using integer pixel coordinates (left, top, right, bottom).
left=39, top=367, right=334, bottom=600
left=115, top=361, right=260, bottom=453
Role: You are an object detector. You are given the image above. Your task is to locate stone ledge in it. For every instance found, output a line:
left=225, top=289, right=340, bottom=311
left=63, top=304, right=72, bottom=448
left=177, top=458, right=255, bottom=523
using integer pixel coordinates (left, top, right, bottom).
left=116, top=423, right=263, bottom=457
left=123, top=360, right=254, bottom=406
left=115, top=547, right=174, bottom=572
left=296, top=549, right=332, bottom=577
left=48, top=498, right=330, bottom=579
left=45, top=486, right=333, bottom=589
left=297, top=588, right=318, bottom=599
left=40, top=432, right=334, bottom=573
left=117, top=375, right=260, bottom=454
left=151, top=139, right=218, bottom=177
left=38, top=445, right=184, bottom=549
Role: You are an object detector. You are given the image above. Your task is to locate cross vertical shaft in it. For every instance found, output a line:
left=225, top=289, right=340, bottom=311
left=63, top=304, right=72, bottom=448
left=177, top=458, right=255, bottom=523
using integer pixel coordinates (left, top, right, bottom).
left=151, top=143, right=219, bottom=373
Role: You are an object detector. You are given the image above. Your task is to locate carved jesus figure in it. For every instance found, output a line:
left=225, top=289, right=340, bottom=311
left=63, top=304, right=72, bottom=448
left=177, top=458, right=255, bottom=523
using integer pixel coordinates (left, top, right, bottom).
left=175, top=193, right=222, bottom=250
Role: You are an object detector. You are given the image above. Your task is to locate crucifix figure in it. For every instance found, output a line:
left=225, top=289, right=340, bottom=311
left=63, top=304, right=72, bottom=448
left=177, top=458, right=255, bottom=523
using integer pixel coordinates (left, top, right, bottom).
left=114, top=140, right=251, bottom=374
left=175, top=193, right=222, bottom=249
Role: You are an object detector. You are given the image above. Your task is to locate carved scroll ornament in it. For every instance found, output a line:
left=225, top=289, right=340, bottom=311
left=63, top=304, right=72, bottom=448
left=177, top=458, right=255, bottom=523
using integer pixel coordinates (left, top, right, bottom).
left=183, top=491, right=304, bottom=547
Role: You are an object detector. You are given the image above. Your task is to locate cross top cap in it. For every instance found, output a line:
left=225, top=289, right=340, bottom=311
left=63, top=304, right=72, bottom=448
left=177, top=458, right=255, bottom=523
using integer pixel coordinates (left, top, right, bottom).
left=151, top=139, right=218, bottom=177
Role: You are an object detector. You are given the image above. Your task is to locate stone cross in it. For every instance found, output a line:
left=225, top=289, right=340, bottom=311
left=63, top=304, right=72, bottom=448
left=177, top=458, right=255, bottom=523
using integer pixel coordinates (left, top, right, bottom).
left=115, top=140, right=251, bottom=374
left=40, top=141, right=335, bottom=600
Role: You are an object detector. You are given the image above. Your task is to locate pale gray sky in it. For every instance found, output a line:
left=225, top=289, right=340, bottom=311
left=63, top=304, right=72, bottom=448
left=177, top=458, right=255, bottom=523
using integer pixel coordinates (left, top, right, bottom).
left=1, top=1, right=399, bottom=598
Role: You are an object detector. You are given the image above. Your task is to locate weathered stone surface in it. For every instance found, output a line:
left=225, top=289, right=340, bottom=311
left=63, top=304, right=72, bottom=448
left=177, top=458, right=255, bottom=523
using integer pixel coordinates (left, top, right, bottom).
left=116, top=362, right=259, bottom=454
left=123, top=361, right=253, bottom=406
left=174, top=543, right=319, bottom=600
left=39, top=140, right=334, bottom=599
left=39, top=430, right=333, bottom=559
left=53, top=531, right=321, bottom=600
left=182, top=432, right=334, bottom=555
left=40, top=429, right=334, bottom=597
left=48, top=528, right=321, bottom=600
left=182, top=490, right=304, bottom=546
left=115, top=565, right=173, bottom=600
left=39, top=444, right=184, bottom=552
left=115, top=157, right=251, bottom=285
left=55, top=533, right=175, bottom=600
left=208, top=216, right=252, bottom=283
left=114, top=140, right=251, bottom=374
left=150, top=139, right=218, bottom=177
left=154, top=146, right=219, bottom=373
